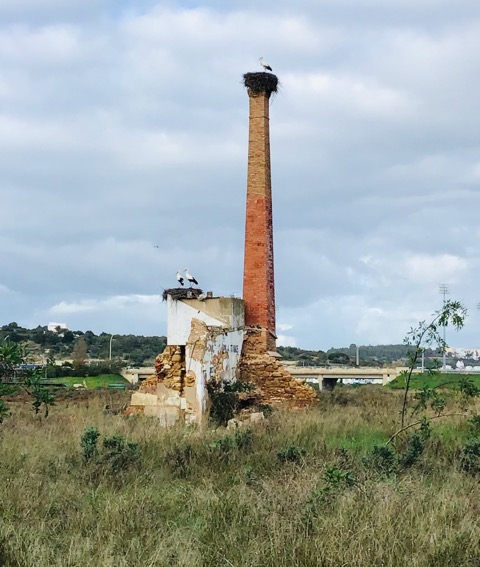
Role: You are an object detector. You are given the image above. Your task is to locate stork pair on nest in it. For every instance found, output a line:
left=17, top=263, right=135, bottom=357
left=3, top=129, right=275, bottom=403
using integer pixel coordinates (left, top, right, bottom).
left=176, top=269, right=198, bottom=288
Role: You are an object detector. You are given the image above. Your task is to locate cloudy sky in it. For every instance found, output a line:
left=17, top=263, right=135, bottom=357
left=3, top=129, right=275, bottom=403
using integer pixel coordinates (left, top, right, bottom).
left=1, top=0, right=480, bottom=350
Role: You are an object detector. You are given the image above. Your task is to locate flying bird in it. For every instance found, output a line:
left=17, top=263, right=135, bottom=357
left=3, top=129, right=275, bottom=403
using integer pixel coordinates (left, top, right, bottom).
left=153, top=245, right=159, bottom=248
left=259, top=57, right=272, bottom=72
left=176, top=270, right=184, bottom=286
left=185, top=269, right=199, bottom=287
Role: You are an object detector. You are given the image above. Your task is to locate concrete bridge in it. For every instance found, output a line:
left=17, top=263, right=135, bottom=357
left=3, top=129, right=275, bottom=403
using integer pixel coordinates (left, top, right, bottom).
left=288, top=366, right=406, bottom=390
left=121, top=367, right=155, bottom=385
left=121, top=365, right=405, bottom=390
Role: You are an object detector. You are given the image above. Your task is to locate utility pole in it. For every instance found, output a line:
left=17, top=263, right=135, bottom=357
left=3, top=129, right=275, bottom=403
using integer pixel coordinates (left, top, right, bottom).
left=109, top=334, right=114, bottom=361
left=439, top=284, right=449, bottom=370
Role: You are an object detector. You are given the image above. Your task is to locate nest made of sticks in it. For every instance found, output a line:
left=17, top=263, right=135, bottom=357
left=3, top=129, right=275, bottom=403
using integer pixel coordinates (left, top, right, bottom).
left=162, top=288, right=204, bottom=301
left=243, top=72, right=278, bottom=96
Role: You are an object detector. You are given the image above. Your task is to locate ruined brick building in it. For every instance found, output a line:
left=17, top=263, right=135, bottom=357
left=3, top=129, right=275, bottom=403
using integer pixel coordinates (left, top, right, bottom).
left=130, top=71, right=316, bottom=423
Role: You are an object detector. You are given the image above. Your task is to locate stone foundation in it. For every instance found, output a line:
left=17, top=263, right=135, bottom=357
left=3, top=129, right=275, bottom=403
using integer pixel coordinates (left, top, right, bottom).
left=238, top=328, right=317, bottom=408
left=129, top=345, right=194, bottom=425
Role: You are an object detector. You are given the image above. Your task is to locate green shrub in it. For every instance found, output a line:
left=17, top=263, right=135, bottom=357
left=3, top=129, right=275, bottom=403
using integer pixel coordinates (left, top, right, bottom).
left=102, top=434, right=139, bottom=473
left=399, top=418, right=430, bottom=469
left=467, top=415, right=480, bottom=434
left=322, top=464, right=356, bottom=489
left=207, top=380, right=254, bottom=426
left=81, top=426, right=100, bottom=461
left=210, top=428, right=254, bottom=455
left=165, top=443, right=195, bottom=478
left=364, top=444, right=398, bottom=476
left=277, top=444, right=306, bottom=465
left=80, top=427, right=139, bottom=473
left=460, top=439, right=480, bottom=475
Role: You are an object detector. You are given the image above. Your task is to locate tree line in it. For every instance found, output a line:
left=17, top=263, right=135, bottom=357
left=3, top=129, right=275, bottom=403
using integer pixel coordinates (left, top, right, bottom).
left=2, top=322, right=446, bottom=370
left=0, top=322, right=167, bottom=367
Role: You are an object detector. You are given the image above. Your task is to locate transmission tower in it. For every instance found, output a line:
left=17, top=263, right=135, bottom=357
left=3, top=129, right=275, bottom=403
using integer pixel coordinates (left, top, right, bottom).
left=439, top=284, right=449, bottom=370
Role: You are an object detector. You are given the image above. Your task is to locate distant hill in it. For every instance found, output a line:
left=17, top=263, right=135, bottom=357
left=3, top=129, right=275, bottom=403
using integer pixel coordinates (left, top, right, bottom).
left=0, top=322, right=166, bottom=367
left=2, top=321, right=447, bottom=368
left=278, top=343, right=442, bottom=367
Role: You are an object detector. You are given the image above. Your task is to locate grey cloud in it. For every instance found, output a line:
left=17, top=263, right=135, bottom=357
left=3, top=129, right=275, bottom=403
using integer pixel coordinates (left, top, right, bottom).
left=1, top=2, right=480, bottom=348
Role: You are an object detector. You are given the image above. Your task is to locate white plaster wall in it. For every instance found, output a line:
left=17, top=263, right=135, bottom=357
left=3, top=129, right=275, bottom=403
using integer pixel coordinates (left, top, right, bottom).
left=167, top=297, right=224, bottom=345
left=186, top=328, right=244, bottom=416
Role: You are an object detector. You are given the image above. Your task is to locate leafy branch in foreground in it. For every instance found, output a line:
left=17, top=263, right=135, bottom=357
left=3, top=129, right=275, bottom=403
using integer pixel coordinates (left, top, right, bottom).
left=364, top=299, right=476, bottom=473
left=0, top=337, right=55, bottom=421
left=400, top=299, right=467, bottom=428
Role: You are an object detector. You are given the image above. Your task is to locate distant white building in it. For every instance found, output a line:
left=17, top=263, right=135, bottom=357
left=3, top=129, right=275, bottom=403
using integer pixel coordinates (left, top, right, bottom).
left=47, top=322, right=68, bottom=333
left=446, top=347, right=480, bottom=360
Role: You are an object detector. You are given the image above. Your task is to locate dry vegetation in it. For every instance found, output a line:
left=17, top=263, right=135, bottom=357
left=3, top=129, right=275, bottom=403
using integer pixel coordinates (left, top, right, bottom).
left=1, top=387, right=480, bottom=566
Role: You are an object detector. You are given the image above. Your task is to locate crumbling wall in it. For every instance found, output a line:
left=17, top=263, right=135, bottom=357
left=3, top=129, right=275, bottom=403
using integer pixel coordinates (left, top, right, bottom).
left=130, top=318, right=244, bottom=425
left=130, top=345, right=187, bottom=426
left=238, top=327, right=317, bottom=408
left=185, top=318, right=243, bottom=422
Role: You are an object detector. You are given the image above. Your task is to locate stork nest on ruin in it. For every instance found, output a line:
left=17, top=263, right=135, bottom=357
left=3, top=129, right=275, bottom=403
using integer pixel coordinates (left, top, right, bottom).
left=243, top=72, right=278, bottom=96
left=162, top=287, right=204, bottom=301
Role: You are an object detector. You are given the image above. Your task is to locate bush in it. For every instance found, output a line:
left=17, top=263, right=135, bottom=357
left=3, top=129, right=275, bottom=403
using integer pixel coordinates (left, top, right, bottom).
left=398, top=418, right=430, bottom=469
left=165, top=443, right=195, bottom=478
left=80, top=427, right=139, bottom=473
left=207, top=380, right=254, bottom=426
left=460, top=439, right=480, bottom=475
left=277, top=444, right=306, bottom=465
left=81, top=426, right=100, bottom=461
left=210, top=428, right=254, bottom=455
left=364, top=444, right=398, bottom=476
left=102, top=434, right=139, bottom=473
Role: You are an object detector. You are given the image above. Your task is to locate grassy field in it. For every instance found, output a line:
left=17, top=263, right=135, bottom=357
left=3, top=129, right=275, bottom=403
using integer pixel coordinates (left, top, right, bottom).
left=1, top=387, right=480, bottom=566
left=45, top=374, right=129, bottom=389
left=387, top=371, right=480, bottom=390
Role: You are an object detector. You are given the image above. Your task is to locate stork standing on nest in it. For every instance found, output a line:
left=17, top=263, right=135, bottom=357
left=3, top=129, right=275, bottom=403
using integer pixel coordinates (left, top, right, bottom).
left=176, top=270, right=184, bottom=286
left=185, top=269, right=198, bottom=287
left=259, top=57, right=273, bottom=72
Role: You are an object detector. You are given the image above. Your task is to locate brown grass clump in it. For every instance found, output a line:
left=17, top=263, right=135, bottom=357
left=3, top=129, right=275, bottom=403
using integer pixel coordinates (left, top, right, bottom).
left=1, top=387, right=480, bottom=566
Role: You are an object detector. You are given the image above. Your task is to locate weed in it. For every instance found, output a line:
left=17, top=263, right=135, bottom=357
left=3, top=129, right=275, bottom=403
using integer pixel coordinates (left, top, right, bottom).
left=323, top=464, right=356, bottom=489
left=101, top=434, right=139, bottom=473
left=364, top=444, right=398, bottom=476
left=80, top=426, right=139, bottom=474
left=460, top=438, right=480, bottom=475
left=165, top=443, right=195, bottom=478
left=210, top=428, right=254, bottom=456
left=277, top=444, right=306, bottom=465
left=207, top=380, right=254, bottom=426
left=81, top=426, right=100, bottom=461
left=400, top=432, right=426, bottom=468
left=467, top=414, right=480, bottom=434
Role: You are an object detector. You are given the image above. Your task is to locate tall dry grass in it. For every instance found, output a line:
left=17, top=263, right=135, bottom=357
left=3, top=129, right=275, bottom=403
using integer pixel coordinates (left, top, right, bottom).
left=1, top=387, right=479, bottom=566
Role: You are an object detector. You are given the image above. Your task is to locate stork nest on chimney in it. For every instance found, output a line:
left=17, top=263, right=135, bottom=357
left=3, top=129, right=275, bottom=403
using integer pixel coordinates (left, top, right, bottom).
left=243, top=72, right=278, bottom=96
left=162, top=288, right=204, bottom=301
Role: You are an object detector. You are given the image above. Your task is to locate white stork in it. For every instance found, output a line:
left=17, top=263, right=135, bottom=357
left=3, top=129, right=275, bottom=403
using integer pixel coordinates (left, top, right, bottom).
left=259, top=57, right=273, bottom=72
left=185, top=269, right=199, bottom=287
left=176, top=270, right=184, bottom=286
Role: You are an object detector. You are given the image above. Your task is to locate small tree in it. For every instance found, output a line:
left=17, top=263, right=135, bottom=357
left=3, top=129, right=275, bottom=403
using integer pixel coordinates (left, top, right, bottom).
left=72, top=337, right=88, bottom=369
left=399, top=299, right=467, bottom=427
left=0, top=337, right=55, bottom=421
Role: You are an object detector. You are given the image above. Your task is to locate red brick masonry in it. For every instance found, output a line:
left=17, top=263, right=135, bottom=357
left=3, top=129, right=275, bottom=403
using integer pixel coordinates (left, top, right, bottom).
left=243, top=89, right=276, bottom=351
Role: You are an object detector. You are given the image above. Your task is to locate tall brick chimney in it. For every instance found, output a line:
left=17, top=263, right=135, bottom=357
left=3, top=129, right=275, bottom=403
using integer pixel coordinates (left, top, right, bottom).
left=242, top=72, right=278, bottom=353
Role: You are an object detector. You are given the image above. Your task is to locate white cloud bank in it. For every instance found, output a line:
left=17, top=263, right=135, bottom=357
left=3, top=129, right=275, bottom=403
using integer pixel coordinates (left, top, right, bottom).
left=1, top=1, right=480, bottom=349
